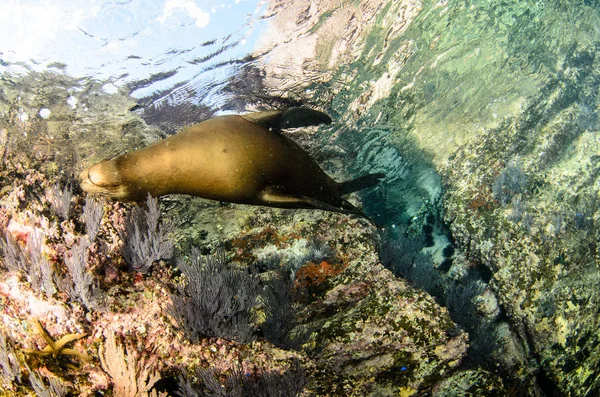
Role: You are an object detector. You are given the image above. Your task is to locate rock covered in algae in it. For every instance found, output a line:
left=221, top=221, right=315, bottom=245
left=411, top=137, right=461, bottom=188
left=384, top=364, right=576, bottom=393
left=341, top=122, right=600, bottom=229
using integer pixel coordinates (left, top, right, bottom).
left=186, top=208, right=470, bottom=396
left=253, top=0, right=600, bottom=394
left=442, top=43, right=600, bottom=395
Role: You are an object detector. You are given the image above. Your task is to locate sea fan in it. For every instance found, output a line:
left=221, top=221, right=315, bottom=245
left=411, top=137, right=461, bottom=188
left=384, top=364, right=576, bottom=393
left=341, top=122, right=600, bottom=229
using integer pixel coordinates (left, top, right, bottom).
left=168, top=248, right=260, bottom=343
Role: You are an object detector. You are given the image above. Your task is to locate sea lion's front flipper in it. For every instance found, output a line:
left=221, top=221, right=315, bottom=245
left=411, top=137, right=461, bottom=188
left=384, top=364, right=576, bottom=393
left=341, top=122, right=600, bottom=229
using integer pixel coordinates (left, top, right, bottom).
left=260, top=189, right=379, bottom=226
left=259, top=190, right=313, bottom=207
left=242, top=108, right=332, bottom=130
left=259, top=188, right=343, bottom=211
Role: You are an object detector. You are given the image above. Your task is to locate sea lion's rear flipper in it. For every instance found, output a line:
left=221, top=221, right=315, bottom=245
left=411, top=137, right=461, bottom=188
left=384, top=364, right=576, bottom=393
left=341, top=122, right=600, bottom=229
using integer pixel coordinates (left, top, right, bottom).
left=242, top=108, right=332, bottom=130
left=338, top=198, right=382, bottom=228
left=339, top=173, right=385, bottom=194
left=260, top=189, right=380, bottom=227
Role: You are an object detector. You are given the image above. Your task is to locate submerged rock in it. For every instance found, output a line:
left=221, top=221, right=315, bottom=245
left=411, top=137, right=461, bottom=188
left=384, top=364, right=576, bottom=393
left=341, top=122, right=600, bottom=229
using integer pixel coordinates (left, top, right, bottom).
left=0, top=74, right=470, bottom=395
left=255, top=0, right=600, bottom=395
left=443, top=43, right=600, bottom=395
left=206, top=211, right=470, bottom=396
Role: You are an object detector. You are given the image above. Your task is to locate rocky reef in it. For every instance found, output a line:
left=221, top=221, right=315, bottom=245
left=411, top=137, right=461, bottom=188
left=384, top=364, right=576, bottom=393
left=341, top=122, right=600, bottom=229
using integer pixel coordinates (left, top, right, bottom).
left=443, top=44, right=600, bottom=395
left=252, top=0, right=600, bottom=395
left=0, top=73, right=469, bottom=396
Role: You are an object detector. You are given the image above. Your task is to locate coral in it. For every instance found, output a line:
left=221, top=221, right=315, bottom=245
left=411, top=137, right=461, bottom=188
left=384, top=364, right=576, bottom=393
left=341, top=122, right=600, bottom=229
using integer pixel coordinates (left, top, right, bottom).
left=62, top=237, right=99, bottom=310
left=261, top=272, right=308, bottom=350
left=27, top=367, right=68, bottom=397
left=98, top=331, right=166, bottom=397
left=82, top=197, right=104, bottom=241
left=177, top=359, right=308, bottom=397
left=1, top=227, right=56, bottom=298
left=27, top=228, right=57, bottom=298
left=0, top=330, right=21, bottom=389
left=0, top=230, right=28, bottom=274
left=120, top=195, right=174, bottom=273
left=45, top=184, right=73, bottom=220
left=168, top=248, right=260, bottom=343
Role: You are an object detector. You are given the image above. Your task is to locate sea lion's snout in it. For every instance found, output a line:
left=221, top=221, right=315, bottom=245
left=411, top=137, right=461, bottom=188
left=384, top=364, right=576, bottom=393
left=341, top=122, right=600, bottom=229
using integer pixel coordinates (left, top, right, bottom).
left=79, top=159, right=127, bottom=199
left=86, top=161, right=116, bottom=187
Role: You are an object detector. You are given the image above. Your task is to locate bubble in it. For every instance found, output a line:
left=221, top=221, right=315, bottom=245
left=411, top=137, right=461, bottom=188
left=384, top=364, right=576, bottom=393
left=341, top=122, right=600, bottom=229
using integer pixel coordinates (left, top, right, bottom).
left=102, top=83, right=118, bottom=94
left=19, top=112, right=29, bottom=122
left=39, top=108, right=51, bottom=119
left=67, top=96, right=78, bottom=109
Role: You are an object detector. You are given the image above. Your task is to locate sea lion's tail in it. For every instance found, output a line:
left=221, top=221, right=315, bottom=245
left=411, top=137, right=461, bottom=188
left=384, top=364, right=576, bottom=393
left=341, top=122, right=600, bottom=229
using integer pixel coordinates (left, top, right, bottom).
left=339, top=173, right=385, bottom=194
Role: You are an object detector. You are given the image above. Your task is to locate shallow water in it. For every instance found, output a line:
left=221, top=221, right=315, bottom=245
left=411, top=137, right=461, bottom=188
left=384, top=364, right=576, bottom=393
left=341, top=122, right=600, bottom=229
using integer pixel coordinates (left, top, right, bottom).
left=1, top=0, right=600, bottom=396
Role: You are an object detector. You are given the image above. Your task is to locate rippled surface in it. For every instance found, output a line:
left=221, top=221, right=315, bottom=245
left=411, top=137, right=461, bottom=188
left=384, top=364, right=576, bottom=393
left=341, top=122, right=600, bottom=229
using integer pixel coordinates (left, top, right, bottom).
left=1, top=0, right=265, bottom=100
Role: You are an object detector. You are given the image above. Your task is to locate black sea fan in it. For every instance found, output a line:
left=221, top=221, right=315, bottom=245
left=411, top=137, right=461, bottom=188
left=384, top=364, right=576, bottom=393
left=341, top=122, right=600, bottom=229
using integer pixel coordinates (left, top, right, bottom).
left=82, top=196, right=104, bottom=241
left=0, top=229, right=56, bottom=298
left=46, top=184, right=73, bottom=219
left=62, top=237, right=99, bottom=310
left=177, top=359, right=308, bottom=397
left=0, top=330, right=21, bottom=386
left=168, top=248, right=260, bottom=343
left=261, top=271, right=309, bottom=350
left=120, top=194, right=174, bottom=273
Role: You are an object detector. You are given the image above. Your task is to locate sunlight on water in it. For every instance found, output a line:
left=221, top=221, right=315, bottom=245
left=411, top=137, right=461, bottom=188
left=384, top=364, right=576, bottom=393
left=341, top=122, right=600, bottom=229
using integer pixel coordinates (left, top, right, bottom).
left=0, top=0, right=265, bottom=98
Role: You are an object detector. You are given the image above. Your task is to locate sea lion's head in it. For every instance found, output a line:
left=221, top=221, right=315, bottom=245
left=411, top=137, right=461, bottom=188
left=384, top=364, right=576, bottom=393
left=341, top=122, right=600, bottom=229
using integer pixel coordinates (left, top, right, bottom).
left=79, top=159, right=131, bottom=200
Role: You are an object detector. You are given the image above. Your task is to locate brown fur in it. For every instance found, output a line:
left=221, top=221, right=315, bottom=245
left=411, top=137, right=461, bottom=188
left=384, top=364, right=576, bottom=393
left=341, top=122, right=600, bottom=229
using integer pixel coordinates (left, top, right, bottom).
left=80, top=114, right=345, bottom=209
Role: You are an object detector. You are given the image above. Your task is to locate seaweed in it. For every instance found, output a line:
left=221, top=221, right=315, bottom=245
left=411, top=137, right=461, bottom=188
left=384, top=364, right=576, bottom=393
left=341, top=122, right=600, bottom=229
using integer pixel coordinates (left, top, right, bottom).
left=120, top=195, right=174, bottom=273
left=168, top=248, right=260, bottom=343
left=177, top=359, right=308, bottom=397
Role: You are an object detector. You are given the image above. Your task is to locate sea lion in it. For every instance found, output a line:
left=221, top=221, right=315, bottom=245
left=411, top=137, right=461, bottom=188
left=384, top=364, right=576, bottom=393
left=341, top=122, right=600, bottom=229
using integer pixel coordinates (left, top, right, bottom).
left=79, top=108, right=383, bottom=221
